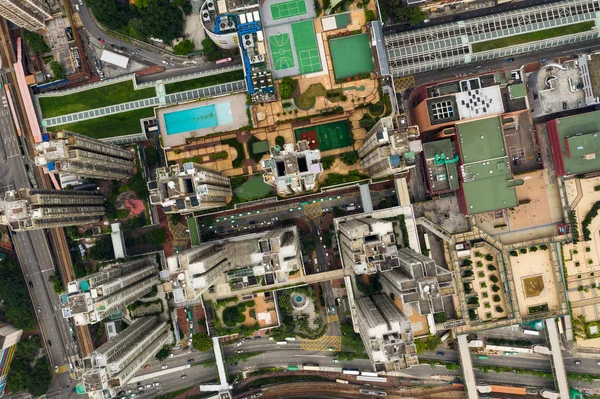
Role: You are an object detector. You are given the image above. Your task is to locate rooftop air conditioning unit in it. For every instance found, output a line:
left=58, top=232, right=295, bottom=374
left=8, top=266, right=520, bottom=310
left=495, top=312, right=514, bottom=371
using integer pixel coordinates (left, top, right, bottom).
left=206, top=0, right=214, bottom=9
left=202, top=12, right=210, bottom=22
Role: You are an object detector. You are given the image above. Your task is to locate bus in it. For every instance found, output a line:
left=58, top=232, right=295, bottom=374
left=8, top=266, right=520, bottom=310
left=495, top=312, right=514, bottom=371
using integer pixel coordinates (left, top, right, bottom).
left=288, top=366, right=299, bottom=371
left=524, top=329, right=540, bottom=336
left=477, top=355, right=488, bottom=360
left=216, top=57, right=232, bottom=64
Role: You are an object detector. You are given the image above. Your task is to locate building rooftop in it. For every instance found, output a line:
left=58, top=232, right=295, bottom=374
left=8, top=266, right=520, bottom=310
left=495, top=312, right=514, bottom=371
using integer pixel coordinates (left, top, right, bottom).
left=456, top=116, right=506, bottom=164
left=547, top=109, right=600, bottom=176
left=461, top=159, right=519, bottom=214
left=454, top=86, right=504, bottom=121
left=422, top=139, right=459, bottom=192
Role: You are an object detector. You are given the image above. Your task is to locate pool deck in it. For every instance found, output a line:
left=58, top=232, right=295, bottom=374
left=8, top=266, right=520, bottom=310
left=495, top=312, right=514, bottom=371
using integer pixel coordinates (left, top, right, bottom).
left=157, top=94, right=248, bottom=147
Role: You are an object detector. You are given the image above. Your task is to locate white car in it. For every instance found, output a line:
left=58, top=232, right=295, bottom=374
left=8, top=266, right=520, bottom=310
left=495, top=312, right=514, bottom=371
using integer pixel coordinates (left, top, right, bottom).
left=236, top=341, right=244, bottom=347
left=180, top=374, right=187, bottom=379
left=161, top=365, right=168, bottom=370
left=153, top=382, right=160, bottom=387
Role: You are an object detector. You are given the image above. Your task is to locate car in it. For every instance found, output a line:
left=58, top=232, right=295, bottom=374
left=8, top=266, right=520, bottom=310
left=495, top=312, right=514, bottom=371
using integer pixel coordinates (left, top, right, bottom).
left=144, top=364, right=151, bottom=369
left=575, top=360, right=581, bottom=365
left=540, top=58, right=547, bottom=62
left=436, top=352, right=445, bottom=356
left=236, top=341, right=244, bottom=347
left=144, top=384, right=152, bottom=389
left=237, top=349, right=244, bottom=354
left=332, top=359, right=339, bottom=363
left=327, top=347, right=334, bottom=351
left=37, top=306, right=41, bottom=312
left=125, top=390, right=133, bottom=394
left=55, top=366, right=59, bottom=373
left=597, top=361, right=600, bottom=366
left=28, top=280, right=33, bottom=288
left=187, top=358, right=195, bottom=363
left=453, top=15, right=461, bottom=20
left=563, top=102, right=568, bottom=111
left=181, top=375, right=187, bottom=379
left=161, top=365, right=168, bottom=370
left=47, top=340, right=52, bottom=346
left=507, top=58, right=515, bottom=62
left=64, top=386, right=70, bottom=390
left=138, top=387, right=144, bottom=391
left=129, top=394, right=137, bottom=398
left=153, top=382, right=160, bottom=387
left=135, top=49, right=142, bottom=54
left=423, top=19, right=430, bottom=23
left=254, top=336, right=261, bottom=340
left=249, top=220, right=257, bottom=225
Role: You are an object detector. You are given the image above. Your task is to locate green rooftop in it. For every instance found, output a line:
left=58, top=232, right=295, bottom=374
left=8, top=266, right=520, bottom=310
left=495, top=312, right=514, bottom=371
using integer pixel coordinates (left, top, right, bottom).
left=508, top=83, right=526, bottom=99
left=456, top=116, right=506, bottom=164
left=462, top=159, right=519, bottom=214
left=554, top=110, right=600, bottom=175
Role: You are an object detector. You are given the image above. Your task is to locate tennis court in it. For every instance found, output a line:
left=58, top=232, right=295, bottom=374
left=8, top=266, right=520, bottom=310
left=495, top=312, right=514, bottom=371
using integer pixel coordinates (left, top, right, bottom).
left=271, top=0, right=307, bottom=20
left=269, top=33, right=295, bottom=70
left=329, top=33, right=374, bottom=80
left=294, top=120, right=352, bottom=151
left=291, top=20, right=322, bottom=74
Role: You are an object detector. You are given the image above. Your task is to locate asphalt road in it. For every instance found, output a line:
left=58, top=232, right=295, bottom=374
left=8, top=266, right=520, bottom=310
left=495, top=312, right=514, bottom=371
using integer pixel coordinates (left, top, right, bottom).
left=383, top=0, right=568, bottom=35
left=411, top=38, right=600, bottom=87
left=0, top=85, right=77, bottom=394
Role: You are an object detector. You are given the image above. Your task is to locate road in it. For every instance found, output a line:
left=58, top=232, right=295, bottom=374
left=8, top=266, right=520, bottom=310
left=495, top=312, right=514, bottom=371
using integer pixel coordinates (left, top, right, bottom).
left=410, top=36, right=600, bottom=87
left=0, top=83, right=78, bottom=394
left=383, top=0, right=568, bottom=35
left=118, top=338, right=600, bottom=399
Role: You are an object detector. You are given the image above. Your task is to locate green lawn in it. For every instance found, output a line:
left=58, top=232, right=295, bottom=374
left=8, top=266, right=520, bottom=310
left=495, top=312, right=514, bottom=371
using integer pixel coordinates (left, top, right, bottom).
left=164, top=70, right=245, bottom=94
left=39, top=81, right=156, bottom=118
left=471, top=21, right=595, bottom=53
left=187, top=217, right=200, bottom=246
left=234, top=176, right=272, bottom=200
left=47, top=107, right=155, bottom=139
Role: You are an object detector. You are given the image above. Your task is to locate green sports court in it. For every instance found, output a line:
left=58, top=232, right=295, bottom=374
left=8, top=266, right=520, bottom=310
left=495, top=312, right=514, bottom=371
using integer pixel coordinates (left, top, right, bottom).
left=294, top=120, right=352, bottom=151
left=291, top=20, right=322, bottom=74
left=329, top=33, right=375, bottom=80
left=269, top=33, right=295, bottom=70
left=271, top=0, right=307, bottom=20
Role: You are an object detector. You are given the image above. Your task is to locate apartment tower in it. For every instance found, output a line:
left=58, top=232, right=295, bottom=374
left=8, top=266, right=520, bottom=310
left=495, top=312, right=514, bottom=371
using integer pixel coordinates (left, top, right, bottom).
left=82, top=316, right=171, bottom=391
left=0, top=188, right=105, bottom=231
left=62, top=256, right=159, bottom=325
left=0, top=323, right=22, bottom=397
left=149, top=162, right=232, bottom=214
left=0, top=0, right=52, bottom=31
left=34, top=130, right=134, bottom=180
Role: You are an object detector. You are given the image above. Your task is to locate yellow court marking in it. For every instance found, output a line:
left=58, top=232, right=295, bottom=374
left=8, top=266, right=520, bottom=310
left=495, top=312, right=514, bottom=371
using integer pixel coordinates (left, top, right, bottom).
left=301, top=335, right=342, bottom=351
left=327, top=314, right=339, bottom=323
left=394, top=75, right=416, bottom=92
left=303, top=203, right=322, bottom=219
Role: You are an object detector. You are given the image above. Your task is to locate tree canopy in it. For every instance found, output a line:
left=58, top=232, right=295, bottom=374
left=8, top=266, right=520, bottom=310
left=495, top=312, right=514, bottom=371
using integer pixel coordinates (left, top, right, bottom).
left=173, top=39, right=195, bottom=55
left=155, top=346, right=171, bottom=361
left=49, top=61, right=65, bottom=80
left=201, top=38, right=222, bottom=62
left=23, top=31, right=50, bottom=54
left=340, top=322, right=365, bottom=352
left=7, top=336, right=52, bottom=396
left=173, top=0, right=192, bottom=15
left=85, top=0, right=184, bottom=42
left=89, top=236, right=114, bottom=261
left=279, top=77, right=297, bottom=99
left=192, top=333, right=213, bottom=352
left=0, top=257, right=35, bottom=330
left=380, top=0, right=425, bottom=25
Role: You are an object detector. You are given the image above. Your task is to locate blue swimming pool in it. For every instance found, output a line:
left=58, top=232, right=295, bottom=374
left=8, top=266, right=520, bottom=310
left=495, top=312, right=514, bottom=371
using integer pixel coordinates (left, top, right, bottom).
left=164, top=102, right=233, bottom=135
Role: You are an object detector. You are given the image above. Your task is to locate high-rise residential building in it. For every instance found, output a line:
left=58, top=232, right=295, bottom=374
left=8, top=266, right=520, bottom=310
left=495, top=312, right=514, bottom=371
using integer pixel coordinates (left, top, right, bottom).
left=358, top=117, right=422, bottom=179
left=0, top=188, right=105, bottom=231
left=0, top=323, right=22, bottom=397
left=0, top=0, right=52, bottom=31
left=261, top=141, right=322, bottom=195
left=337, top=218, right=399, bottom=275
left=355, top=294, right=418, bottom=371
left=379, top=247, right=455, bottom=316
left=82, top=316, right=171, bottom=392
left=34, top=131, right=134, bottom=180
left=149, top=162, right=231, bottom=214
left=163, top=227, right=301, bottom=303
left=62, top=256, right=159, bottom=325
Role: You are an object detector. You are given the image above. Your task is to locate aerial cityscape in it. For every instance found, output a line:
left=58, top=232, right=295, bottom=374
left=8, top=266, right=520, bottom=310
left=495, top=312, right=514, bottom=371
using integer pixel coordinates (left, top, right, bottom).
left=0, top=0, right=598, bottom=398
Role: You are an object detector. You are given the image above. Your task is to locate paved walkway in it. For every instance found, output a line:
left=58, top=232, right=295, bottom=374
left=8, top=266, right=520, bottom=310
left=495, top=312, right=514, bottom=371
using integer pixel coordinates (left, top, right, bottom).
left=43, top=80, right=247, bottom=127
